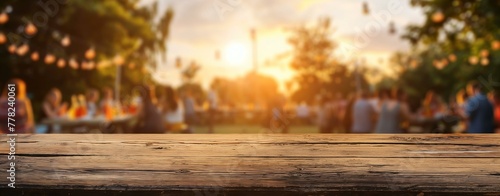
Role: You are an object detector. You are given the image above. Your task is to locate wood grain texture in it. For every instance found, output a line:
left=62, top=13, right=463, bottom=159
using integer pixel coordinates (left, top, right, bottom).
left=1, top=134, right=500, bottom=195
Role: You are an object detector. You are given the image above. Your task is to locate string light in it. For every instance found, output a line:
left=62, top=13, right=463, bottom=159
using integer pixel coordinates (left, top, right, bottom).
left=81, top=61, right=88, bottom=70
left=85, top=47, right=95, bottom=60
left=362, top=2, right=370, bottom=15
left=468, top=56, right=479, bottom=65
left=432, top=10, right=445, bottom=23
left=25, top=22, right=37, bottom=36
left=16, top=44, right=29, bottom=56
left=87, top=61, right=95, bottom=69
left=448, top=54, right=457, bottom=62
left=480, top=58, right=489, bottom=66
left=57, top=59, right=66, bottom=68
left=410, top=59, right=419, bottom=68
left=31, top=52, right=39, bottom=61
left=44, top=54, right=56, bottom=64
left=61, top=35, right=71, bottom=47
left=0, top=32, right=6, bottom=44
left=0, top=12, right=8, bottom=24
left=69, top=58, right=78, bottom=69
left=175, top=57, right=182, bottom=68
left=492, top=40, right=500, bottom=51
left=8, top=44, right=16, bottom=54
left=128, top=63, right=136, bottom=69
left=215, top=50, right=220, bottom=60
left=389, top=21, right=396, bottom=34
left=113, top=55, right=124, bottom=66
left=480, top=49, right=489, bottom=58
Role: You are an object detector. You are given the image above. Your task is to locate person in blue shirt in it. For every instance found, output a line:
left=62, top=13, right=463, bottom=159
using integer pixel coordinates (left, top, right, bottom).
left=463, top=81, right=495, bottom=133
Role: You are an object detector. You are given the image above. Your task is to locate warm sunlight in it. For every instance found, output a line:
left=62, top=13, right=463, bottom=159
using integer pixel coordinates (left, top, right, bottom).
left=223, top=42, right=250, bottom=66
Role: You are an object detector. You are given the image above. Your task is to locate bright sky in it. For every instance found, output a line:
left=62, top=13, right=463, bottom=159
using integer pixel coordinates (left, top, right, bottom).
left=143, top=0, right=425, bottom=92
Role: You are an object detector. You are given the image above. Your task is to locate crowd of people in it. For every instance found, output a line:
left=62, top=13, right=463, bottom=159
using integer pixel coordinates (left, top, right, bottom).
left=1, top=78, right=499, bottom=134
left=298, top=81, right=500, bottom=134
left=0, top=78, right=204, bottom=134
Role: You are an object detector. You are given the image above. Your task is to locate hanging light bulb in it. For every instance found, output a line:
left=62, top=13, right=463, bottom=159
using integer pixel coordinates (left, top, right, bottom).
left=389, top=21, right=396, bottom=34
left=97, top=60, right=110, bottom=69
left=362, top=2, right=370, bottom=15
left=57, top=59, right=66, bottom=68
left=61, top=35, right=71, bottom=47
left=175, top=57, right=182, bottom=68
left=81, top=61, right=88, bottom=70
left=87, top=61, right=95, bottom=69
left=480, top=58, right=489, bottom=66
left=0, top=32, right=6, bottom=44
left=31, top=52, right=39, bottom=61
left=468, top=56, right=479, bottom=65
left=8, top=44, right=16, bottom=54
left=85, top=47, right=96, bottom=60
left=480, top=49, right=489, bottom=58
left=16, top=44, right=29, bottom=56
left=215, top=50, right=220, bottom=60
left=0, top=12, right=8, bottom=24
left=448, top=54, right=457, bottom=62
left=69, top=58, right=78, bottom=69
left=44, top=54, right=56, bottom=64
left=432, top=10, right=445, bottom=23
left=410, top=60, right=419, bottom=68
left=128, top=63, right=136, bottom=69
left=492, top=40, right=500, bottom=51
left=25, top=23, right=38, bottom=36
left=113, top=55, right=124, bottom=66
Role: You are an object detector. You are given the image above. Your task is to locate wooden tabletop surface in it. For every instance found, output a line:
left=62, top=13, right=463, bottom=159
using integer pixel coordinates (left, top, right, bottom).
left=1, top=134, right=499, bottom=195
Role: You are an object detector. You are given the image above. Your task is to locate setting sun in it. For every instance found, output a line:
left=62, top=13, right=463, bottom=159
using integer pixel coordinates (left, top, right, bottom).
left=223, top=42, right=250, bottom=66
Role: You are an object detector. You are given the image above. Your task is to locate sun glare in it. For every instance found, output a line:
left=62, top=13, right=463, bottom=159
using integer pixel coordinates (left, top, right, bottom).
left=223, top=42, right=249, bottom=66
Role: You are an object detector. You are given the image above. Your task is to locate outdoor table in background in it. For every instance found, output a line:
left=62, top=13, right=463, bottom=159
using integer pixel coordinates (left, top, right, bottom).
left=0, top=134, right=499, bottom=195
left=41, top=115, right=136, bottom=133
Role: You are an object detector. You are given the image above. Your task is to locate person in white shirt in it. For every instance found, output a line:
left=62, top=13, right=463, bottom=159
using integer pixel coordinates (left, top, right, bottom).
left=162, top=86, right=187, bottom=133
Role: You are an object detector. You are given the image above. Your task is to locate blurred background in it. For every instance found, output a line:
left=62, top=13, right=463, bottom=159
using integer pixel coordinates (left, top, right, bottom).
left=0, top=0, right=499, bottom=134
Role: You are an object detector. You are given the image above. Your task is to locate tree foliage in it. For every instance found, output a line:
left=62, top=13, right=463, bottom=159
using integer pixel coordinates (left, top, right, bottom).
left=397, top=0, right=500, bottom=103
left=0, top=0, right=173, bottom=120
left=287, top=18, right=369, bottom=103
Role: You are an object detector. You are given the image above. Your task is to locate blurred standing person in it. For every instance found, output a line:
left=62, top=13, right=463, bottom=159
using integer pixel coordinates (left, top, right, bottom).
left=100, top=87, right=119, bottom=120
left=460, top=82, right=494, bottom=133
left=374, top=89, right=412, bottom=133
left=493, top=91, right=500, bottom=133
left=207, top=84, right=218, bottom=133
left=85, top=89, right=100, bottom=118
left=266, top=94, right=289, bottom=133
left=40, top=88, right=68, bottom=133
left=182, top=90, right=198, bottom=131
left=0, top=79, right=35, bottom=134
left=343, top=93, right=356, bottom=133
left=331, top=93, right=347, bottom=133
left=162, top=86, right=188, bottom=133
left=370, top=90, right=381, bottom=113
left=132, top=85, right=165, bottom=133
left=318, top=95, right=332, bottom=133
left=351, top=91, right=376, bottom=133
left=295, top=102, right=311, bottom=125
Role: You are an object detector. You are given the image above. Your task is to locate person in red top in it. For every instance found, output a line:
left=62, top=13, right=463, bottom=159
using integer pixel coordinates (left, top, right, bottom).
left=493, top=91, right=500, bottom=133
left=0, top=79, right=34, bottom=134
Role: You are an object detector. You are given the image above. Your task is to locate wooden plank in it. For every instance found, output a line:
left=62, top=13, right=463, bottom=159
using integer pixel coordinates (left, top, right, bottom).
left=1, top=134, right=500, bottom=195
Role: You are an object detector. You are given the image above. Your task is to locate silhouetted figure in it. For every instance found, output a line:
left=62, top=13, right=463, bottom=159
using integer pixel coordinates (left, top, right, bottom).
left=0, top=79, right=34, bottom=134
left=462, top=82, right=495, bottom=133
left=132, top=85, right=165, bottom=133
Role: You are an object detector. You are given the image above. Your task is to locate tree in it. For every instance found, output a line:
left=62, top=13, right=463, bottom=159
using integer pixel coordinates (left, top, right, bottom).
left=210, top=73, right=280, bottom=107
left=286, top=18, right=369, bottom=103
left=0, top=0, right=173, bottom=119
left=400, top=0, right=500, bottom=99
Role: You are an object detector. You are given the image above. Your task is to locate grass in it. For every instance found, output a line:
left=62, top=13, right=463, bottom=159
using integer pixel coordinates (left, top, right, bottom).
left=191, top=124, right=319, bottom=134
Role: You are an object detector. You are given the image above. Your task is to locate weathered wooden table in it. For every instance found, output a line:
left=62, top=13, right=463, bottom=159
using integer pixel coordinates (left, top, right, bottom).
left=1, top=134, right=500, bottom=195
